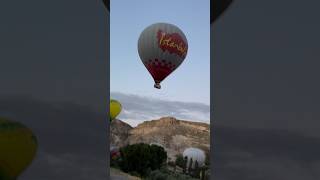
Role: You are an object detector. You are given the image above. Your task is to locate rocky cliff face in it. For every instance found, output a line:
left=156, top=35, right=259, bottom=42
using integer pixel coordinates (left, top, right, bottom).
left=110, top=117, right=210, bottom=161
left=110, top=119, right=133, bottom=147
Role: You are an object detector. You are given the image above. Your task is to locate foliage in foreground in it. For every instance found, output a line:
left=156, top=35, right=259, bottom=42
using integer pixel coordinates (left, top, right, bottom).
left=146, top=168, right=198, bottom=180
left=118, top=143, right=167, bottom=177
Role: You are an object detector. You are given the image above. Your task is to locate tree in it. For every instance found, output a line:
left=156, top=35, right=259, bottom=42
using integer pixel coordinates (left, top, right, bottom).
left=193, top=160, right=200, bottom=178
left=150, top=144, right=167, bottom=169
left=188, top=158, right=193, bottom=175
left=119, top=143, right=167, bottom=177
left=205, top=153, right=210, bottom=166
left=183, top=156, right=188, bottom=174
left=175, top=154, right=185, bottom=168
left=200, top=167, right=206, bottom=180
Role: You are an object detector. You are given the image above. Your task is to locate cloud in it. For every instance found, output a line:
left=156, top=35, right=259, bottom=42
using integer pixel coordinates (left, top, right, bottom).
left=110, top=92, right=210, bottom=127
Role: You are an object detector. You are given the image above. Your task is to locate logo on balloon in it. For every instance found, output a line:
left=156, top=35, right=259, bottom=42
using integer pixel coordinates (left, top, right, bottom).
left=157, top=30, right=188, bottom=58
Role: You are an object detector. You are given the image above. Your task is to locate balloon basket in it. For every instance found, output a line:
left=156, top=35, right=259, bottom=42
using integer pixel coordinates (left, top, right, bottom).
left=154, top=83, right=161, bottom=89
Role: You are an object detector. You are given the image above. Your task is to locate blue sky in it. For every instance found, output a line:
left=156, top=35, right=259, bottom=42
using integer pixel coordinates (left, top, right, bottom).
left=110, top=0, right=210, bottom=105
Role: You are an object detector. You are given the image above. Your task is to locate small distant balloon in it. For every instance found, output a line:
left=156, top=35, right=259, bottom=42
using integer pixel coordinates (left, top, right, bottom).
left=110, top=99, right=122, bottom=121
left=138, top=23, right=188, bottom=89
left=0, top=117, right=38, bottom=179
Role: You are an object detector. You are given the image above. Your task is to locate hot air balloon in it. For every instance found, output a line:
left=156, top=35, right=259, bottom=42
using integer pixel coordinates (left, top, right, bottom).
left=110, top=146, right=121, bottom=160
left=183, top=147, right=206, bottom=168
left=110, top=99, right=122, bottom=121
left=211, top=0, right=233, bottom=24
left=0, top=117, right=38, bottom=180
left=138, top=23, right=188, bottom=89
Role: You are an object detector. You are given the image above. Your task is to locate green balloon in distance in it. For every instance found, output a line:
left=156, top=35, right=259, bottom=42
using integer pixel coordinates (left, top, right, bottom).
left=0, top=117, right=38, bottom=179
left=109, top=99, right=122, bottom=121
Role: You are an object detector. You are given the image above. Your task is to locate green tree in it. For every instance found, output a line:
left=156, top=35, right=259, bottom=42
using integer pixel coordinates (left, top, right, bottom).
left=193, top=160, right=200, bottom=178
left=200, top=167, right=206, bottom=180
left=175, top=154, right=185, bottom=168
left=119, top=143, right=167, bottom=177
left=183, top=156, right=188, bottom=174
left=150, top=144, right=167, bottom=169
left=205, top=152, right=210, bottom=166
left=188, top=158, right=193, bottom=174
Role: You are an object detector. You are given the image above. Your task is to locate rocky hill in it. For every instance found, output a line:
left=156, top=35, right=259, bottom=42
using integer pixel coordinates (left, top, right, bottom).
left=110, top=117, right=210, bottom=161
left=110, top=118, right=133, bottom=147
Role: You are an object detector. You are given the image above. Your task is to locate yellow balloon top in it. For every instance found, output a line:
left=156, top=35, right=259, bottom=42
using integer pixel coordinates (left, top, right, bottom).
left=110, top=99, right=122, bottom=121
left=0, top=118, right=38, bottom=179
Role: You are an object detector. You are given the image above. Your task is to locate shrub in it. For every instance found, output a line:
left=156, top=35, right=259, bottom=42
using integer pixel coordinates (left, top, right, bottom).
left=175, top=154, right=184, bottom=168
left=146, top=168, right=198, bottom=180
left=193, top=160, right=200, bottom=178
left=147, top=170, right=168, bottom=180
left=119, top=143, right=167, bottom=177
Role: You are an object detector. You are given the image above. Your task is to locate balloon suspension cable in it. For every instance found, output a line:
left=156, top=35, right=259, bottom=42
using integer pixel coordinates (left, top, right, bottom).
left=154, top=82, right=161, bottom=89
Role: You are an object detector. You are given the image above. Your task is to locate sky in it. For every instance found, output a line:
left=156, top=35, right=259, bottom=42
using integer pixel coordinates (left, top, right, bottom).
left=110, top=0, right=210, bottom=105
